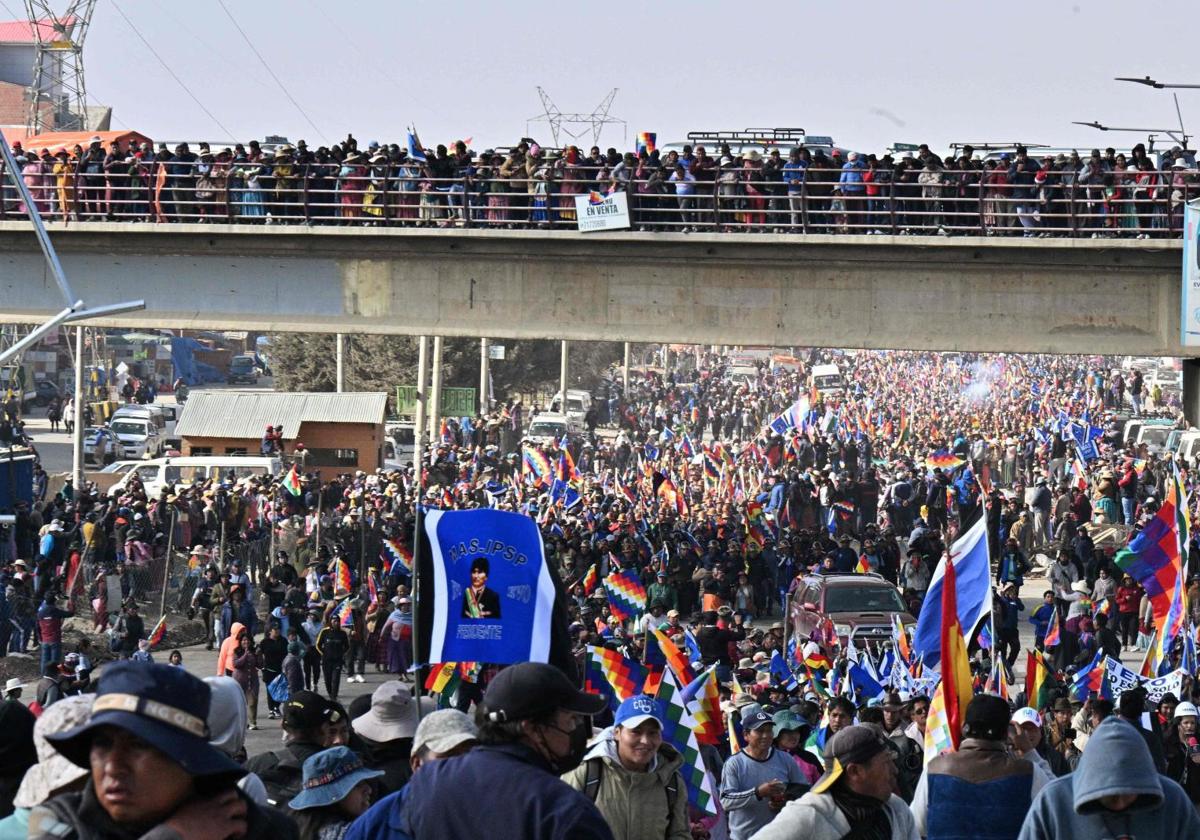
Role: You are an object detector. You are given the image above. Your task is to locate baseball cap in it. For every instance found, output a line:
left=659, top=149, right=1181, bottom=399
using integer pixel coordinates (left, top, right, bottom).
left=284, top=690, right=340, bottom=731
left=741, top=709, right=774, bottom=731
left=810, top=725, right=891, bottom=794
left=483, top=662, right=607, bottom=723
left=413, top=709, right=479, bottom=756
left=615, top=696, right=663, bottom=730
left=1011, top=707, right=1042, bottom=728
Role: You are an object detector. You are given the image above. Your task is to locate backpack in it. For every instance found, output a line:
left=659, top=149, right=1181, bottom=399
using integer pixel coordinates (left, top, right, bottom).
left=582, top=757, right=678, bottom=838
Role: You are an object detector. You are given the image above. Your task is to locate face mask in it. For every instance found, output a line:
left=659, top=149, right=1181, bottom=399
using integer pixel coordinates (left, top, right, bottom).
left=543, top=717, right=591, bottom=774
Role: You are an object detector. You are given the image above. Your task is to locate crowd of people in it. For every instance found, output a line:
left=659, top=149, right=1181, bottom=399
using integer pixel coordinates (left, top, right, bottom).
left=2, top=134, right=1198, bottom=237
left=3, top=345, right=1200, bottom=837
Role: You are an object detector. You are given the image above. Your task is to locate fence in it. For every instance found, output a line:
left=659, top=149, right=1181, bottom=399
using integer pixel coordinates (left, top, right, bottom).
left=63, top=510, right=273, bottom=634
left=1, top=158, right=1195, bottom=239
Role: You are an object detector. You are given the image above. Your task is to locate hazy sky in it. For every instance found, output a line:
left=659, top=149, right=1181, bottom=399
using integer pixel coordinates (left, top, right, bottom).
left=31, top=0, right=1200, bottom=154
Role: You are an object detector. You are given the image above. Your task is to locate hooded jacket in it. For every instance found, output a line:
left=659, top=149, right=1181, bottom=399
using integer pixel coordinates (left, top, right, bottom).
left=203, top=677, right=268, bottom=806
left=216, top=621, right=247, bottom=676
left=1017, top=717, right=1200, bottom=839
left=748, top=788, right=918, bottom=840
left=562, top=731, right=690, bottom=840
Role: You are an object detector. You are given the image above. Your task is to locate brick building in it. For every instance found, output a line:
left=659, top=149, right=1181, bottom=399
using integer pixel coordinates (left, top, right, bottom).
left=175, top=391, right=388, bottom=480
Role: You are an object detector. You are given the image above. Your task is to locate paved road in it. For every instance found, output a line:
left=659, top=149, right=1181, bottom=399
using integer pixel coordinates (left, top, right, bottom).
left=173, top=640, right=404, bottom=756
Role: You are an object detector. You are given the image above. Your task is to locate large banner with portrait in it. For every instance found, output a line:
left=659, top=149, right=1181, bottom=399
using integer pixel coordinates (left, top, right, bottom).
left=423, top=508, right=555, bottom=664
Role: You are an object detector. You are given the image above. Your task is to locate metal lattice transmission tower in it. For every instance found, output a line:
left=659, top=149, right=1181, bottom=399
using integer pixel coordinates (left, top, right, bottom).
left=25, top=0, right=98, bottom=134
left=527, top=87, right=626, bottom=149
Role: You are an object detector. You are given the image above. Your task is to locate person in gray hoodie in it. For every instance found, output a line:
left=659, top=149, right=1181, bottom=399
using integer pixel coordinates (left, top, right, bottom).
left=1018, top=716, right=1200, bottom=839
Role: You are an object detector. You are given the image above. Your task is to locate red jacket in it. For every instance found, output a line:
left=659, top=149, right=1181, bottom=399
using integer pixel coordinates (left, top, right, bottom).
left=1115, top=584, right=1142, bottom=615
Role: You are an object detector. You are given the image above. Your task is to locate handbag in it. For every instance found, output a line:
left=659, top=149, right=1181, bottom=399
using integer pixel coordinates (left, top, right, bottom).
left=266, top=672, right=290, bottom=704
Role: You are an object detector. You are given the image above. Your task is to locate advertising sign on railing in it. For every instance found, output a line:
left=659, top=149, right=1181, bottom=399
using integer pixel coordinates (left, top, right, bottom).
left=395, top=385, right=477, bottom=417
left=1183, top=200, right=1200, bottom=347
left=575, top=190, right=631, bottom=232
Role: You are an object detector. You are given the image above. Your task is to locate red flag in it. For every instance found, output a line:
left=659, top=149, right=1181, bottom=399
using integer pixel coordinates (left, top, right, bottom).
left=939, top=557, right=973, bottom=749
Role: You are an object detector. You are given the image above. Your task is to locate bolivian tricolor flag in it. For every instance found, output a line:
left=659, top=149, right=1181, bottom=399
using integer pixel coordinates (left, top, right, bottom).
left=282, top=464, right=302, bottom=496
left=939, top=556, right=974, bottom=749
left=147, top=614, right=167, bottom=648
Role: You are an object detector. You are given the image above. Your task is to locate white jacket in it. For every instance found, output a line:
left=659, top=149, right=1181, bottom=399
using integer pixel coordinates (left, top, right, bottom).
left=749, top=790, right=918, bottom=840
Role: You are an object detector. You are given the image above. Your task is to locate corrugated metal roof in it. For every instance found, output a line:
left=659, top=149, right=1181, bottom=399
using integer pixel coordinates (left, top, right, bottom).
left=176, top=391, right=387, bottom=440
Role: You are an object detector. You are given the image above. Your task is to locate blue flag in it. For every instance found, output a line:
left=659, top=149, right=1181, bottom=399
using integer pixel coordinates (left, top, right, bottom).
left=406, top=131, right=427, bottom=163
left=912, top=513, right=993, bottom=668
left=769, top=651, right=798, bottom=691
left=847, top=662, right=885, bottom=704
left=423, top=508, right=553, bottom=664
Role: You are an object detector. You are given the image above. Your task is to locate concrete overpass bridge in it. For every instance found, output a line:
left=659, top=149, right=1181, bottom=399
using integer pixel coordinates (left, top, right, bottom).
left=0, top=221, right=1186, bottom=356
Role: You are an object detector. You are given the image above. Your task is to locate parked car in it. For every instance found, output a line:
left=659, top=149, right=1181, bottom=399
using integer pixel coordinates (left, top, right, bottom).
left=790, top=573, right=915, bottom=650
left=228, top=354, right=259, bottom=385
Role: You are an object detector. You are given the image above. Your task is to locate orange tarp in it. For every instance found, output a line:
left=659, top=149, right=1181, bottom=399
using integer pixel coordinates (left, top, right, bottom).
left=1, top=128, right=151, bottom=154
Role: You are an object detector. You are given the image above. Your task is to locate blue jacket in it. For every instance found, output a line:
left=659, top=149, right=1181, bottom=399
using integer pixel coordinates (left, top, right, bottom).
left=399, top=743, right=614, bottom=840
left=344, top=785, right=412, bottom=840
left=838, top=161, right=865, bottom=193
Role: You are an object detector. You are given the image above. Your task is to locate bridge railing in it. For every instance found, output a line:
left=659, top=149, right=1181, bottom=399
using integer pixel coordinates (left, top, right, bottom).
left=1, top=158, right=1195, bottom=238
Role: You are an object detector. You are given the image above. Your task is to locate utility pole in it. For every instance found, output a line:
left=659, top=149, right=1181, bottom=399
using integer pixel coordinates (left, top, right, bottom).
left=72, top=325, right=83, bottom=488
left=410, top=335, right=429, bottom=717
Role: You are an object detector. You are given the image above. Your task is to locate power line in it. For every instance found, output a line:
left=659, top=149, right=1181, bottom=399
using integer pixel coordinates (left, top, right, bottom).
left=215, top=0, right=325, bottom=143
left=111, top=0, right=234, bottom=138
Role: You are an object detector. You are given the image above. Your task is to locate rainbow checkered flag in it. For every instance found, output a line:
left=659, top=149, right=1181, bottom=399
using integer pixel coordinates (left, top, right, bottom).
left=584, top=645, right=649, bottom=712
left=654, top=667, right=718, bottom=816
left=603, top=569, right=647, bottom=622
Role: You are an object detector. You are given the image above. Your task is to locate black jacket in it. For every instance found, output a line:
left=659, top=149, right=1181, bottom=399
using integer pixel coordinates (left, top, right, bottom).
left=245, top=739, right=324, bottom=811
left=30, top=780, right=297, bottom=840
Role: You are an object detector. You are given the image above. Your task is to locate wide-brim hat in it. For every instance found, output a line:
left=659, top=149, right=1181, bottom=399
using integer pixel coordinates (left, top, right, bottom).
left=47, top=661, right=242, bottom=779
left=287, top=746, right=383, bottom=811
left=351, top=681, right=432, bottom=742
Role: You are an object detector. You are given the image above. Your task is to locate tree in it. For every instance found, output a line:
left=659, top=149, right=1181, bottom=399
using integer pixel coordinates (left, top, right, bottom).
left=268, top=333, right=622, bottom=408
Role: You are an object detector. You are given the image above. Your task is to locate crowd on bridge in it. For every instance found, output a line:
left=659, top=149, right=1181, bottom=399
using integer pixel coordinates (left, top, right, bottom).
left=2, top=132, right=1199, bottom=237
left=3, top=345, right=1200, bottom=838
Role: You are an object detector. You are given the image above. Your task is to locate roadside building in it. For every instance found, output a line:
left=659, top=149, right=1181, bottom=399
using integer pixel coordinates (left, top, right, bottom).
left=175, top=391, right=387, bottom=478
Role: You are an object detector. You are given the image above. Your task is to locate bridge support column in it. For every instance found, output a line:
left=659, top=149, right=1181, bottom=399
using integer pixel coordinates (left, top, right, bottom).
left=560, top=340, right=569, bottom=410
left=335, top=334, right=346, bottom=392
left=1183, top=358, right=1200, bottom=427
left=479, top=338, right=490, bottom=416
left=430, top=336, right=444, bottom=443
left=622, top=342, right=631, bottom=395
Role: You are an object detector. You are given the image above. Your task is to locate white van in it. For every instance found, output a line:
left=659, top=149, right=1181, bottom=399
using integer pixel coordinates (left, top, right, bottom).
left=527, top=412, right=571, bottom=444
left=811, top=363, right=846, bottom=397
left=108, top=455, right=283, bottom=498
left=1177, top=431, right=1200, bottom=464
left=551, top=390, right=592, bottom=430
left=108, top=415, right=164, bottom=460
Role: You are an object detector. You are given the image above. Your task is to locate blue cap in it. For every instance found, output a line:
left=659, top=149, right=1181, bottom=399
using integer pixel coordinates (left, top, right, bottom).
left=288, top=746, right=384, bottom=810
left=47, top=661, right=243, bottom=779
left=742, top=709, right=775, bottom=731
left=614, top=695, right=663, bottom=730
